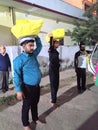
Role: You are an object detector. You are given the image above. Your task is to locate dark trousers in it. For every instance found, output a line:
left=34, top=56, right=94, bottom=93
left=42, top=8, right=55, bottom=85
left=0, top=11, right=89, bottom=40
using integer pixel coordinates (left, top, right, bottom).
left=49, top=69, right=59, bottom=103
left=0, top=71, right=9, bottom=92
left=76, top=68, right=86, bottom=90
left=22, top=84, right=40, bottom=126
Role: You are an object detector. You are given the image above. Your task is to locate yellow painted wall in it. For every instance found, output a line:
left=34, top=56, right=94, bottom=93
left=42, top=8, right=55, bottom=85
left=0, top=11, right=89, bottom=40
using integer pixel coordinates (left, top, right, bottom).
left=0, top=6, right=13, bottom=27
left=0, top=6, right=14, bottom=45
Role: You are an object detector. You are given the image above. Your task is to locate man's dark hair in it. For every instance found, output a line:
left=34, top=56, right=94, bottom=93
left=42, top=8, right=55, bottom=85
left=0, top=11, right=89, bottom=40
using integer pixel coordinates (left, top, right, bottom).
left=79, top=42, right=85, bottom=47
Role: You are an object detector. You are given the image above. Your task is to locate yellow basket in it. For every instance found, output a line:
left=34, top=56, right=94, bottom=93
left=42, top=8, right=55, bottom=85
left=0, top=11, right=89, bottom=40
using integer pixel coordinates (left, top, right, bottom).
left=52, top=28, right=65, bottom=39
left=46, top=28, right=65, bottom=42
left=11, top=19, right=43, bottom=38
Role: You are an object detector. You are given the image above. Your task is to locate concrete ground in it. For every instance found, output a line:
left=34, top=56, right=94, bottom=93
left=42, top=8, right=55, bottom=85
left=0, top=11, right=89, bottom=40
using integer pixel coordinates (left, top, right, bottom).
left=0, top=69, right=98, bottom=130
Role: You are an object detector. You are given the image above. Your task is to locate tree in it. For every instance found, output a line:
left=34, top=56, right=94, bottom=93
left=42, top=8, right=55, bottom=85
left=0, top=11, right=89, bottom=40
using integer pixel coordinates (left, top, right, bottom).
left=68, top=2, right=98, bottom=46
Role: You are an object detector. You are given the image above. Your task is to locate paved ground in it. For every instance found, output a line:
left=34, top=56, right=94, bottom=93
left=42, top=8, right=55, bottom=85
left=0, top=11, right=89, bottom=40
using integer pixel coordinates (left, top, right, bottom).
left=0, top=68, right=76, bottom=98
left=0, top=69, right=98, bottom=130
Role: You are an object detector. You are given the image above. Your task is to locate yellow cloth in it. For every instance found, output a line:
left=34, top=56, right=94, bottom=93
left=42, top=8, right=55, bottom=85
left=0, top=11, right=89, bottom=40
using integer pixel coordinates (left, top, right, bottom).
left=46, top=28, right=65, bottom=42
left=52, top=28, right=65, bottom=39
left=80, top=51, right=90, bottom=64
left=11, top=19, right=43, bottom=38
left=85, top=51, right=90, bottom=65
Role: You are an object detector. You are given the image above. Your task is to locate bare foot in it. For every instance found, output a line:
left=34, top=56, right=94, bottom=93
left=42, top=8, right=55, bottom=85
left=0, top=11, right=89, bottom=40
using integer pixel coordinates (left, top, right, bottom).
left=24, top=126, right=31, bottom=130
left=51, top=103, right=59, bottom=108
left=35, top=120, right=45, bottom=125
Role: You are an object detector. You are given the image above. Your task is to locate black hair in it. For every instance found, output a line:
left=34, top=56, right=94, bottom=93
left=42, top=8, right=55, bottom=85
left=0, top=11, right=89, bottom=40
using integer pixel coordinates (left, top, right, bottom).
left=79, top=42, right=85, bottom=47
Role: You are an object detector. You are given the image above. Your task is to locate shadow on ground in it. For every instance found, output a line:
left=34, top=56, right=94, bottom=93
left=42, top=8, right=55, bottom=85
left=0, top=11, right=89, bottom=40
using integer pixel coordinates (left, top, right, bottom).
left=30, top=83, right=93, bottom=130
left=77, top=111, right=98, bottom=130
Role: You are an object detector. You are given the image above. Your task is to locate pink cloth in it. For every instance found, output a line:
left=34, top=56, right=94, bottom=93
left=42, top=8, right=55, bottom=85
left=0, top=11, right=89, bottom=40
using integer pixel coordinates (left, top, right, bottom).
left=94, top=63, right=98, bottom=77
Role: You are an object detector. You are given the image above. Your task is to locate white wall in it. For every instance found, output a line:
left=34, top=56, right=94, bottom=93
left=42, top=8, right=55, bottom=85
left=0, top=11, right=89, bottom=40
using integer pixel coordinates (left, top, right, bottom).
left=6, top=44, right=92, bottom=78
left=6, top=45, right=80, bottom=77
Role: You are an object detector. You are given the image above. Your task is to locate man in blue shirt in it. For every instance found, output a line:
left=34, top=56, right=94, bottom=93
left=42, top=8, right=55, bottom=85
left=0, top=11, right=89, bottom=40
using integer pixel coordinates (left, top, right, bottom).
left=13, top=36, right=43, bottom=130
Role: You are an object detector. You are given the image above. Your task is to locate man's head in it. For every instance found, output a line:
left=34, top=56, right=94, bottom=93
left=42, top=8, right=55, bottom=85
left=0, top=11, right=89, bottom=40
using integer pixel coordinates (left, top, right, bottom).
left=53, top=40, right=60, bottom=49
left=19, top=36, right=35, bottom=53
left=79, top=42, right=85, bottom=51
left=0, top=45, right=6, bottom=55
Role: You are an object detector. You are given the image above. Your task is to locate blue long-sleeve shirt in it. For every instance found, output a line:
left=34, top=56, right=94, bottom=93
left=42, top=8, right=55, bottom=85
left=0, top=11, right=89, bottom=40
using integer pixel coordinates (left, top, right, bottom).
left=0, top=53, right=11, bottom=71
left=13, top=36, right=42, bottom=92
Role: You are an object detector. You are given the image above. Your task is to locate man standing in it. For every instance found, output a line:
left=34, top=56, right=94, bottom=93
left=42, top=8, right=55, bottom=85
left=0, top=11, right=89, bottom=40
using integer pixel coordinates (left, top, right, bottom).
left=74, top=42, right=89, bottom=93
left=13, top=36, right=43, bottom=130
left=0, top=45, right=11, bottom=93
left=48, top=37, right=60, bottom=108
left=11, top=19, right=44, bottom=130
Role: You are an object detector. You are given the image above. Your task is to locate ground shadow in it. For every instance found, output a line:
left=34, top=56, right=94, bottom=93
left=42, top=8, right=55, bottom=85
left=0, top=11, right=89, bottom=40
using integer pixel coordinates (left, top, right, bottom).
left=39, top=83, right=94, bottom=125
left=39, top=84, right=92, bottom=125
left=30, top=122, right=36, bottom=130
left=30, top=85, right=79, bottom=129
left=77, top=111, right=98, bottom=130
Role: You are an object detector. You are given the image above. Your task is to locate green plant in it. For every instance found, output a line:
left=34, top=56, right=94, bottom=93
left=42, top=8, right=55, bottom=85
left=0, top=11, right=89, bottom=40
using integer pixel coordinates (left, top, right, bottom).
left=0, top=94, right=17, bottom=105
left=68, top=2, right=98, bottom=46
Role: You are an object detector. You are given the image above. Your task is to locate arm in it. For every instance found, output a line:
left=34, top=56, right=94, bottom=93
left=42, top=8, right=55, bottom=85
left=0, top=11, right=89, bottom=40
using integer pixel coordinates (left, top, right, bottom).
left=33, top=36, right=42, bottom=56
left=7, top=53, right=11, bottom=71
left=74, top=52, right=78, bottom=73
left=13, top=57, right=24, bottom=100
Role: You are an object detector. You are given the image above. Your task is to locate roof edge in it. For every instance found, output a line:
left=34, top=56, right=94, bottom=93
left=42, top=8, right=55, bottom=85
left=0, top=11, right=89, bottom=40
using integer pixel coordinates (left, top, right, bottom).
left=14, top=0, right=84, bottom=21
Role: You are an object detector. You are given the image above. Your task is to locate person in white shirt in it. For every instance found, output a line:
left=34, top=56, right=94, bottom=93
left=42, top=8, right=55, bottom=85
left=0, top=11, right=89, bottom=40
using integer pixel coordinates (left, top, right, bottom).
left=74, top=42, right=89, bottom=93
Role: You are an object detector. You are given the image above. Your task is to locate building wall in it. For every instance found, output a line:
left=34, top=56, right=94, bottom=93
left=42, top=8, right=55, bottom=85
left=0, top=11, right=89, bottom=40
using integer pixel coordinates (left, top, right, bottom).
left=0, top=5, right=75, bottom=46
left=23, top=0, right=85, bottom=20
left=0, top=5, right=13, bottom=27
left=0, top=25, right=14, bottom=45
left=63, top=0, right=83, bottom=9
left=15, top=10, right=75, bottom=45
left=0, top=6, right=15, bottom=45
left=6, top=45, right=79, bottom=77
left=63, top=0, right=96, bottom=9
